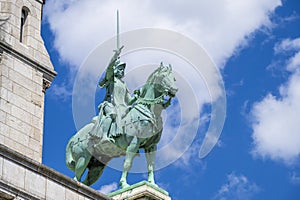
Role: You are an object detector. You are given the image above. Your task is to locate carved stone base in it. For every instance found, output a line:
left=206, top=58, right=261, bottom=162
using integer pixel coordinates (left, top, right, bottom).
left=108, top=181, right=171, bottom=200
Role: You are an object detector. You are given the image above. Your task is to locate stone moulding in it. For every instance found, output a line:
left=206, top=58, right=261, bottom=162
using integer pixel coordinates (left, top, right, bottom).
left=0, top=180, right=40, bottom=200
left=0, top=42, right=57, bottom=85
left=0, top=144, right=112, bottom=200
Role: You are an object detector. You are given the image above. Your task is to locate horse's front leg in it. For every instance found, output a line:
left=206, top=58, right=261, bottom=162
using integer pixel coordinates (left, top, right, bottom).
left=145, top=145, right=157, bottom=186
left=120, top=136, right=140, bottom=189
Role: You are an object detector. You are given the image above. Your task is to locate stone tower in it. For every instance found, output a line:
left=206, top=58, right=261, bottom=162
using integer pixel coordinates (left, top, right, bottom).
left=0, top=0, right=56, bottom=163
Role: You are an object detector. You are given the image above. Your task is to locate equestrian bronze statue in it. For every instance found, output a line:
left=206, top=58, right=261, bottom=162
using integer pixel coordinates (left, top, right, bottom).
left=66, top=47, right=178, bottom=188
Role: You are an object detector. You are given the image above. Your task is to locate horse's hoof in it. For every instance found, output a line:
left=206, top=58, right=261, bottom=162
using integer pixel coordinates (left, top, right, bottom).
left=148, top=181, right=158, bottom=188
left=119, top=182, right=130, bottom=189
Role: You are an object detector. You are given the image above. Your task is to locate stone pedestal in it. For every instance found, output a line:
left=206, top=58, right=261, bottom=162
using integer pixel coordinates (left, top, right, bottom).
left=108, top=181, right=171, bottom=200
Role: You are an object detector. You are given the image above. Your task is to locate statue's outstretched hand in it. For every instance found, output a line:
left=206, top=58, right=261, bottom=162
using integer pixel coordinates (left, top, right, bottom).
left=113, top=45, right=124, bottom=54
left=133, top=89, right=140, bottom=96
left=112, top=45, right=124, bottom=61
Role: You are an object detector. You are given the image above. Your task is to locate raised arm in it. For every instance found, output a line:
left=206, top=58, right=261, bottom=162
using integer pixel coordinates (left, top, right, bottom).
left=99, top=46, right=124, bottom=87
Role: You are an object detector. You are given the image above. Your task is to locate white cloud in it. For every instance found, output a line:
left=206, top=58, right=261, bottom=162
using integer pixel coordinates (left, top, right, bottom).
left=44, top=0, right=281, bottom=68
left=250, top=38, right=300, bottom=165
left=274, top=38, right=300, bottom=71
left=164, top=114, right=210, bottom=167
left=98, top=182, right=118, bottom=194
left=43, top=0, right=282, bottom=166
left=49, top=83, right=73, bottom=101
left=289, top=172, right=300, bottom=185
left=213, top=173, right=260, bottom=200
left=274, top=38, right=300, bottom=53
left=69, top=38, right=225, bottom=171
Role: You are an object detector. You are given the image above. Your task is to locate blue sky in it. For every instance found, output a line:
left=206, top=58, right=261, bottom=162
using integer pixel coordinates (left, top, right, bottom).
left=41, top=0, right=300, bottom=199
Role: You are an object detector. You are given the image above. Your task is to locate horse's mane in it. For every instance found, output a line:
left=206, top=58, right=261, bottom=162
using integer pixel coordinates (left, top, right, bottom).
left=146, top=63, right=170, bottom=84
left=135, top=63, right=172, bottom=104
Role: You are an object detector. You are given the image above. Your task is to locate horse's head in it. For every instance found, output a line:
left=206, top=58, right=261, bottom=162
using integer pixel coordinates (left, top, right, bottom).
left=147, top=62, right=178, bottom=98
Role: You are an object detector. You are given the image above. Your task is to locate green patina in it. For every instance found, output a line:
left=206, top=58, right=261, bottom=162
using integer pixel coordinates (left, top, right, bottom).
left=65, top=41, right=178, bottom=189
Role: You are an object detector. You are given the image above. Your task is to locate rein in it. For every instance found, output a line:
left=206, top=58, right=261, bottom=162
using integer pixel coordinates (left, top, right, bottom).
left=136, top=92, right=165, bottom=105
left=135, top=69, right=173, bottom=107
left=136, top=90, right=172, bottom=108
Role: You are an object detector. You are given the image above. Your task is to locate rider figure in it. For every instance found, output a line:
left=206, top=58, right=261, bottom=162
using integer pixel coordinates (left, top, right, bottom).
left=90, top=47, right=133, bottom=142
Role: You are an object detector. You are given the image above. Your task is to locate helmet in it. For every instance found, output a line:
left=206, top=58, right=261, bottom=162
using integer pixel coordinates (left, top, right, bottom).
left=115, top=61, right=126, bottom=69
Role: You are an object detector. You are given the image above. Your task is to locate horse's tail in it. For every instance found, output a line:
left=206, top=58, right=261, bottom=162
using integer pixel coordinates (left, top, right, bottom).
left=66, top=139, right=75, bottom=171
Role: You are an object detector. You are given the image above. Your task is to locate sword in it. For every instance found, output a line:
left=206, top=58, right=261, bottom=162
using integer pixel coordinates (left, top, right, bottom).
left=114, top=10, right=123, bottom=58
left=117, top=10, right=120, bottom=50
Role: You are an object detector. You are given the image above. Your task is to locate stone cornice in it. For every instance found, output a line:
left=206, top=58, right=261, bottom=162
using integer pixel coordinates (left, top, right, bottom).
left=0, top=144, right=112, bottom=200
left=0, top=41, right=57, bottom=83
left=0, top=181, right=40, bottom=200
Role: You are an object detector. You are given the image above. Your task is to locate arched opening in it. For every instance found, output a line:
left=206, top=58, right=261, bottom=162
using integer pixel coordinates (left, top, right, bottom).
left=20, top=7, right=30, bottom=43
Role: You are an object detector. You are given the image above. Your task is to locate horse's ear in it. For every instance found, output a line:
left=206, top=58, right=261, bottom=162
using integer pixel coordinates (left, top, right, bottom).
left=159, top=62, right=168, bottom=73
left=160, top=62, right=164, bottom=68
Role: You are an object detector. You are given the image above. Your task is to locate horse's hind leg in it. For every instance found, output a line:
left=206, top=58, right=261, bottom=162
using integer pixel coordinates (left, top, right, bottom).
left=145, top=145, right=157, bottom=186
left=120, top=136, right=140, bottom=189
left=82, top=157, right=109, bottom=186
left=74, top=156, right=90, bottom=182
left=82, top=164, right=106, bottom=186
